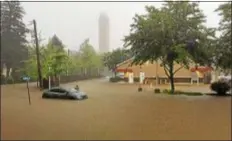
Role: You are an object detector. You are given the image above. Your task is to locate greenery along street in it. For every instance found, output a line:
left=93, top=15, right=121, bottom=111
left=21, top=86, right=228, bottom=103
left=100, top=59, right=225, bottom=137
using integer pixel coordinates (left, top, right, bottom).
left=123, top=1, right=231, bottom=93
left=22, top=38, right=104, bottom=83
left=1, top=1, right=231, bottom=140
left=1, top=1, right=104, bottom=85
left=1, top=1, right=231, bottom=91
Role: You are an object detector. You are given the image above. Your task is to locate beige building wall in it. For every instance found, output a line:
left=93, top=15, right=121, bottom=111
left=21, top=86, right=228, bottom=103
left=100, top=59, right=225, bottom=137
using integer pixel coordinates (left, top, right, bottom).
left=117, top=59, right=197, bottom=78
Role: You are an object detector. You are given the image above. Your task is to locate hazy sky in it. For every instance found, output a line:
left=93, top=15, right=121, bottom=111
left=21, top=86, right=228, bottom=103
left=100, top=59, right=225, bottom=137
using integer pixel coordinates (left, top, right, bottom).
left=21, top=0, right=226, bottom=52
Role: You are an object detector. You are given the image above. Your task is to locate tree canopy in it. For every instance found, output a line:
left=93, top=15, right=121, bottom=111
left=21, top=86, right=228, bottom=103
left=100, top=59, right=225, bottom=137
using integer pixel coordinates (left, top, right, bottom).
left=103, top=48, right=132, bottom=76
left=49, top=34, right=64, bottom=50
left=214, top=2, right=231, bottom=70
left=22, top=38, right=103, bottom=84
left=2, top=0, right=230, bottom=87
left=124, top=1, right=214, bottom=93
left=1, top=0, right=28, bottom=77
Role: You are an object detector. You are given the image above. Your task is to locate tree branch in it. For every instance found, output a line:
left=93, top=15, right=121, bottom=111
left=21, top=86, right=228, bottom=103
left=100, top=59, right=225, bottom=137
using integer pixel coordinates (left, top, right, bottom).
left=160, top=57, right=170, bottom=78
left=173, top=65, right=184, bottom=75
left=163, top=64, right=170, bottom=78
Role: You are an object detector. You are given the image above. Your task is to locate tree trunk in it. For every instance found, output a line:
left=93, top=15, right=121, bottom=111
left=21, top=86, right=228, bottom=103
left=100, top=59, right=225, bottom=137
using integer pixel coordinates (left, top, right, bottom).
left=168, top=61, right=175, bottom=94
left=114, top=65, right=117, bottom=77
left=54, top=74, right=59, bottom=86
left=58, top=75, right=60, bottom=86
left=169, top=73, right=175, bottom=94
left=114, top=71, right=117, bottom=77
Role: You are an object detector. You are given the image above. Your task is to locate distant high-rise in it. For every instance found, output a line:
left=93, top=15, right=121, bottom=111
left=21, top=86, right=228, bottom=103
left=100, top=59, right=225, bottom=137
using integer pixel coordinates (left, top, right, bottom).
left=98, top=13, right=110, bottom=53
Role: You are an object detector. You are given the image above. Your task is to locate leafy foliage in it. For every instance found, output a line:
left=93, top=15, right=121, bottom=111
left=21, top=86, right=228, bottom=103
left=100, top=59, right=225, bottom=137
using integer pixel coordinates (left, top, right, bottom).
left=214, top=2, right=231, bottom=69
left=1, top=0, right=28, bottom=76
left=109, top=76, right=122, bottom=83
left=41, top=44, right=69, bottom=79
left=49, top=34, right=64, bottom=50
left=210, top=81, right=231, bottom=95
left=21, top=38, right=103, bottom=84
left=124, top=1, right=212, bottom=93
left=162, top=89, right=203, bottom=95
left=79, top=39, right=103, bottom=75
left=103, top=48, right=132, bottom=76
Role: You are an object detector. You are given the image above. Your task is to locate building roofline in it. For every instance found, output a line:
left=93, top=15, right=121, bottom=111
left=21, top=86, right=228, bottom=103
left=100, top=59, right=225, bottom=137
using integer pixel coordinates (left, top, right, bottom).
left=116, top=57, right=134, bottom=67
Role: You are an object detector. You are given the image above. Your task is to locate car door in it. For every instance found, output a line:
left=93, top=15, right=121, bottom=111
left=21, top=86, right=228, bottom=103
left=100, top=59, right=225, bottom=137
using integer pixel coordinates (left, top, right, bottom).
left=49, top=88, right=66, bottom=98
left=57, top=89, right=68, bottom=99
left=49, top=89, right=60, bottom=98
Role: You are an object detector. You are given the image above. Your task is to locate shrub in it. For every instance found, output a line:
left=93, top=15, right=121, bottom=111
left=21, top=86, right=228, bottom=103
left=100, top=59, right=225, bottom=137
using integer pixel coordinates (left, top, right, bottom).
left=162, top=89, right=169, bottom=93
left=174, top=90, right=183, bottom=94
left=123, top=77, right=140, bottom=82
left=109, top=76, right=122, bottom=83
left=154, top=88, right=161, bottom=93
left=177, top=91, right=203, bottom=96
left=162, top=89, right=203, bottom=96
left=134, top=77, right=140, bottom=82
left=123, top=77, right=128, bottom=82
left=138, top=87, right=143, bottom=92
left=210, top=81, right=231, bottom=95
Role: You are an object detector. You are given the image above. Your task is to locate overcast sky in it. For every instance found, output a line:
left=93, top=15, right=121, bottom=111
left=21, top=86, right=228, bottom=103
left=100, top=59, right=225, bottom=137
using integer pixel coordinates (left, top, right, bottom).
left=21, top=1, right=226, bottom=52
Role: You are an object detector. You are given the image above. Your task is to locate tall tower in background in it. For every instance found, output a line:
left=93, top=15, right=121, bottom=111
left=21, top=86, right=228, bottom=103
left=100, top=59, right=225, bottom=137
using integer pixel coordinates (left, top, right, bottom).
left=98, top=13, right=110, bottom=53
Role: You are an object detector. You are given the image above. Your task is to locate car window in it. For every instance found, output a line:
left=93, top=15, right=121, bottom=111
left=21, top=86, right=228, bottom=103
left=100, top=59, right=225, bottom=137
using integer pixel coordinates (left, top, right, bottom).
left=50, top=88, right=66, bottom=93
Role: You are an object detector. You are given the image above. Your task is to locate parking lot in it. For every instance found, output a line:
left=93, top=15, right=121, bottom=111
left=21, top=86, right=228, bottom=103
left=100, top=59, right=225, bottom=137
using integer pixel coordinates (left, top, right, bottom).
left=1, top=79, right=231, bottom=140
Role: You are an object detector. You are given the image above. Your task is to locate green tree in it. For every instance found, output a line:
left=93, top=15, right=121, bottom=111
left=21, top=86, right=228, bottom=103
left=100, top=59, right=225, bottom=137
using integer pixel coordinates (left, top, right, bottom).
left=66, top=50, right=83, bottom=75
left=215, top=2, right=231, bottom=70
left=42, top=44, right=68, bottom=80
left=20, top=45, right=39, bottom=80
left=79, top=39, right=103, bottom=76
left=49, top=34, right=64, bottom=50
left=22, top=43, right=69, bottom=86
left=1, top=0, right=28, bottom=78
left=103, top=48, right=131, bottom=77
left=124, top=2, right=210, bottom=93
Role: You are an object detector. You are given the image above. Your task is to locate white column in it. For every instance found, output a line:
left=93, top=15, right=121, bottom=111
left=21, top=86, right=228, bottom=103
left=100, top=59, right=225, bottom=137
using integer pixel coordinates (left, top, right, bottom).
left=128, top=73, right=133, bottom=84
left=140, top=72, right=145, bottom=84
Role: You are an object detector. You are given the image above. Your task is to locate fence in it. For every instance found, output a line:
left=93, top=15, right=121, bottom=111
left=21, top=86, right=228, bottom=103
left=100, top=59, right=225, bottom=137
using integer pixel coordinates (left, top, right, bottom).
left=1, top=73, right=103, bottom=85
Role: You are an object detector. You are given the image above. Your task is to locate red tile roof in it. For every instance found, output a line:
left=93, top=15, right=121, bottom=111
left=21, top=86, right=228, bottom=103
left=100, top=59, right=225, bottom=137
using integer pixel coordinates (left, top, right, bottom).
left=116, top=68, right=133, bottom=73
left=190, top=66, right=213, bottom=73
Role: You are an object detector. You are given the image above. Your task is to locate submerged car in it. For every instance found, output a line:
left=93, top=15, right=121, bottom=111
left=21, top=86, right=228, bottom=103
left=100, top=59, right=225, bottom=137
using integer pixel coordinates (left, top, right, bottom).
left=42, top=87, right=88, bottom=100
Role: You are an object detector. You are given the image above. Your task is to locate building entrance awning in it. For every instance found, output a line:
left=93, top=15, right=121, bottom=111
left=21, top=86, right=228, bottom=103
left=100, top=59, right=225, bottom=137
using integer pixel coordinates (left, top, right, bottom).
left=116, top=68, right=133, bottom=73
left=190, top=66, right=213, bottom=73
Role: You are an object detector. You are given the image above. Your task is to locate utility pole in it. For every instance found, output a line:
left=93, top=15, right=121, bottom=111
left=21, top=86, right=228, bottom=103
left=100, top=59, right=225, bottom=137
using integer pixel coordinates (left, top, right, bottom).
left=33, top=19, right=42, bottom=88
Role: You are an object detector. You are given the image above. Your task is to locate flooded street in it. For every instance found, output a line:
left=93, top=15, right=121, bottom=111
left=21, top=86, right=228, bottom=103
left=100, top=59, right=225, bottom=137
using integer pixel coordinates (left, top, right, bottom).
left=1, top=79, right=231, bottom=140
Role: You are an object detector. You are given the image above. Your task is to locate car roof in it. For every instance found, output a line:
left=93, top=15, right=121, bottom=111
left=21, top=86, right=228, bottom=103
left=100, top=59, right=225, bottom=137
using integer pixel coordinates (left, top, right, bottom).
left=49, top=87, right=67, bottom=91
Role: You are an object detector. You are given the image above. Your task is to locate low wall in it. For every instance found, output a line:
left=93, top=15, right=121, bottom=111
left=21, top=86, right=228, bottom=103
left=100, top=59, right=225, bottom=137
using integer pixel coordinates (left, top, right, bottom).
left=1, top=74, right=103, bottom=85
left=59, top=75, right=102, bottom=83
left=123, top=77, right=205, bottom=84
